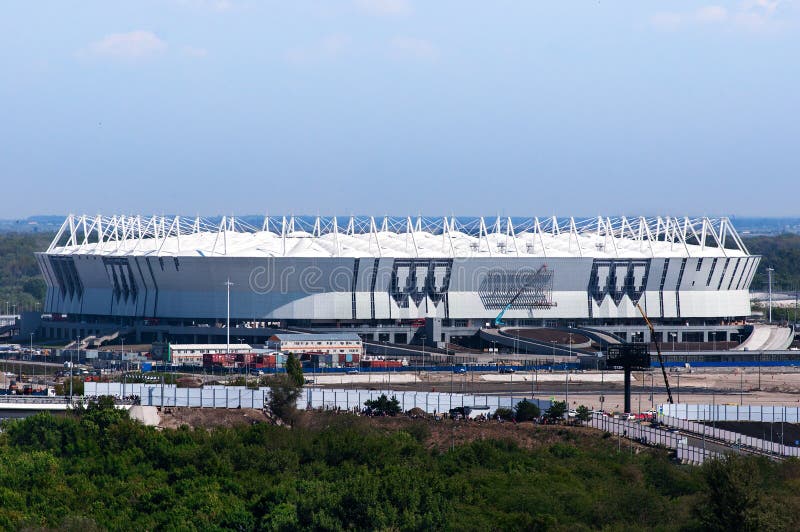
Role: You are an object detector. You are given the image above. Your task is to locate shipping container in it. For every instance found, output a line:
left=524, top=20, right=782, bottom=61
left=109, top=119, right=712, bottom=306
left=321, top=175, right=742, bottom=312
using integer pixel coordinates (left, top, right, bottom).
left=202, top=353, right=237, bottom=368
left=360, top=359, right=402, bottom=368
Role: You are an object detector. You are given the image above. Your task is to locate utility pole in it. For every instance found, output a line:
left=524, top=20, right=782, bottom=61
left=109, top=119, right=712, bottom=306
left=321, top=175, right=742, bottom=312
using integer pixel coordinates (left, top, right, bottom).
left=70, top=335, right=78, bottom=404
left=564, top=361, right=569, bottom=417
left=30, top=332, right=34, bottom=388
left=740, top=370, right=744, bottom=406
left=225, top=278, right=234, bottom=357
left=421, top=335, right=426, bottom=373
left=767, top=267, right=774, bottom=323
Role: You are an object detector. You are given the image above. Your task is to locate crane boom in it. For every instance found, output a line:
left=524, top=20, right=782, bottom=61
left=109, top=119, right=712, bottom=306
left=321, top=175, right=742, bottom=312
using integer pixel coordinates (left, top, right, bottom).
left=636, top=303, right=674, bottom=404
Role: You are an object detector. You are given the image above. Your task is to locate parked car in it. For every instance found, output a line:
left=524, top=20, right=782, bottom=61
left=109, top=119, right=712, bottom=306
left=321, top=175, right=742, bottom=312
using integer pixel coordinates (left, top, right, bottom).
left=453, top=366, right=467, bottom=374
left=499, top=367, right=515, bottom=374
left=345, top=369, right=359, bottom=375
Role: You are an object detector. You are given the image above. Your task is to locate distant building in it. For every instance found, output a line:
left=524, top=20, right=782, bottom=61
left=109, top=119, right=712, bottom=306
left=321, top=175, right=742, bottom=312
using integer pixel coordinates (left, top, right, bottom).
left=152, top=343, right=254, bottom=366
left=34, top=214, right=759, bottom=350
left=268, top=333, right=363, bottom=357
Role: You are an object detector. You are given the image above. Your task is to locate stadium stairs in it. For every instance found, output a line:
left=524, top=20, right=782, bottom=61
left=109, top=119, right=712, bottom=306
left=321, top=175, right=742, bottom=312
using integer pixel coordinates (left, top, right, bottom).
left=0, top=324, right=18, bottom=337
left=63, top=327, right=134, bottom=350
left=732, top=324, right=795, bottom=352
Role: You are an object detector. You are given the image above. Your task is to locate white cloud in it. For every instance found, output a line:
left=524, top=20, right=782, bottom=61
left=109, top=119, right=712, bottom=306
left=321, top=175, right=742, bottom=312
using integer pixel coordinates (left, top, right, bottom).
left=87, top=31, right=167, bottom=59
left=181, top=46, right=208, bottom=58
left=391, top=37, right=439, bottom=61
left=650, top=1, right=788, bottom=32
left=355, top=0, right=410, bottom=17
left=650, top=12, right=684, bottom=30
left=285, top=34, right=350, bottom=64
left=174, top=0, right=234, bottom=12
left=696, top=5, right=728, bottom=23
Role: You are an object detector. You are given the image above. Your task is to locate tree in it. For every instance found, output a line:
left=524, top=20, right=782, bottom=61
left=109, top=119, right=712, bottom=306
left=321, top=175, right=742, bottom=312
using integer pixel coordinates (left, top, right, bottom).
left=267, top=375, right=303, bottom=424
left=697, top=455, right=783, bottom=531
left=494, top=408, right=514, bottom=421
left=575, top=405, right=591, bottom=424
left=55, top=377, right=84, bottom=396
left=544, top=401, right=567, bottom=422
left=285, top=353, right=304, bottom=387
left=363, top=394, right=401, bottom=416
left=514, top=400, right=540, bottom=422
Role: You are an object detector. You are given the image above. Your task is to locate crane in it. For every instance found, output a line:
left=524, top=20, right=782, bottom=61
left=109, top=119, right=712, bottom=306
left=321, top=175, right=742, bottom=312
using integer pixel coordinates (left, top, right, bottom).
left=635, top=302, right=674, bottom=404
left=494, top=265, right=548, bottom=327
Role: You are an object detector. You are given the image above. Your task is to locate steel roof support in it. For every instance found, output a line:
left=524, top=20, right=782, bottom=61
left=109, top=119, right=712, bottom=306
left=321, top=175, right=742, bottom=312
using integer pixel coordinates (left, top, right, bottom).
left=478, top=217, right=492, bottom=256
left=369, top=217, right=382, bottom=257
left=332, top=217, right=340, bottom=257
left=704, top=218, right=727, bottom=257
left=443, top=217, right=456, bottom=257
left=534, top=217, right=547, bottom=258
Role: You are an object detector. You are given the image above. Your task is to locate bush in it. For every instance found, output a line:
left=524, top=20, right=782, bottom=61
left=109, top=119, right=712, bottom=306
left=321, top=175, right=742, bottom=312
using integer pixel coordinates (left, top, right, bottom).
left=267, top=375, right=302, bottom=423
left=364, top=394, right=401, bottom=416
left=514, top=400, right=541, bottom=422
left=575, top=405, right=591, bottom=423
left=285, top=353, right=304, bottom=387
left=544, top=401, right=567, bottom=422
left=494, top=408, right=514, bottom=421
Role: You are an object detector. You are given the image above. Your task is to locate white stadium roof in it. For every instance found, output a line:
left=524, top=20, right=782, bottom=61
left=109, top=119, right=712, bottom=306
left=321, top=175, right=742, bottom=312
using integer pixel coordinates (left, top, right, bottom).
left=46, top=214, right=751, bottom=259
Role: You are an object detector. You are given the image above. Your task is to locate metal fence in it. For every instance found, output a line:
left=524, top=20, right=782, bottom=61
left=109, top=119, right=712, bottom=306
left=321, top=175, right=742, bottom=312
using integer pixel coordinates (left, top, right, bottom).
left=84, top=382, right=550, bottom=414
left=589, top=415, right=721, bottom=465
left=675, top=445, right=723, bottom=465
left=660, top=415, right=800, bottom=458
left=659, top=403, right=800, bottom=423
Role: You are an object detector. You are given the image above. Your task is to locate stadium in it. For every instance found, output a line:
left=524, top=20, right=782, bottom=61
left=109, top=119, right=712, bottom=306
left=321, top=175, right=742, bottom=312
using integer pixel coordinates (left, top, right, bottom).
left=34, top=214, right=761, bottom=353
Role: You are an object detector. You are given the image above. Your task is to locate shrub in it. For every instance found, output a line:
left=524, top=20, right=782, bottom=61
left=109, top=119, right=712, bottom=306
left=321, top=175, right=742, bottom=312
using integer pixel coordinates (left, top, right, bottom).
left=494, top=408, right=514, bottom=421
left=364, top=394, right=401, bottom=416
left=514, top=400, right=541, bottom=422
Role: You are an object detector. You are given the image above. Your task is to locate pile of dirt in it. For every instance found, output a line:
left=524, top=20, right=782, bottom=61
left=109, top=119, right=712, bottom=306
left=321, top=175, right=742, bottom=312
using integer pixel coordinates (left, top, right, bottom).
left=158, top=407, right=270, bottom=430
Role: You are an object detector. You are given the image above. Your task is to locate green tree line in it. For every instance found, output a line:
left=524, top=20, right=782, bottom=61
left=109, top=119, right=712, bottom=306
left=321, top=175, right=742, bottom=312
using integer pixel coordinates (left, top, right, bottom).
left=1, top=400, right=799, bottom=530
left=0, top=232, right=53, bottom=313
left=745, top=234, right=800, bottom=291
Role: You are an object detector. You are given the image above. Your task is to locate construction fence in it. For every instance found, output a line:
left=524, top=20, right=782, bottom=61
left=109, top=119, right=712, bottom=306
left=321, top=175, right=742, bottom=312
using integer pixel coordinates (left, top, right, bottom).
left=84, top=382, right=550, bottom=414
left=589, top=415, right=721, bottom=465
left=659, top=403, right=800, bottom=423
left=660, top=415, right=800, bottom=458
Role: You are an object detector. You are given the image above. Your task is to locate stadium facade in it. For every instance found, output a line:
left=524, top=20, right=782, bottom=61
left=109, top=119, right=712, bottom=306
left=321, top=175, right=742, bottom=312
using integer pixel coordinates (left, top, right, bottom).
left=35, top=215, right=758, bottom=346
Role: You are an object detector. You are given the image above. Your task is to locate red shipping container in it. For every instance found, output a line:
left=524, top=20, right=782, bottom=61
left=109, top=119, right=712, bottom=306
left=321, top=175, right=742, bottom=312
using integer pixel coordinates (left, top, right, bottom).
left=235, top=353, right=256, bottom=364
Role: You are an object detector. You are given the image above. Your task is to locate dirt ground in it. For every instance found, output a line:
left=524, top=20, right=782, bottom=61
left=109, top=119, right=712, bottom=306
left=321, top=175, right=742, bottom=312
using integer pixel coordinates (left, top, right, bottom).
left=352, top=414, right=608, bottom=452
left=158, top=407, right=650, bottom=454
left=158, top=407, right=270, bottom=430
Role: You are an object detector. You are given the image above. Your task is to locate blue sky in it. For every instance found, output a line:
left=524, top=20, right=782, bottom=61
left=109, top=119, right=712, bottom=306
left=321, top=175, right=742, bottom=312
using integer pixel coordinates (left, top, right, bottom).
left=1, top=0, right=798, bottom=218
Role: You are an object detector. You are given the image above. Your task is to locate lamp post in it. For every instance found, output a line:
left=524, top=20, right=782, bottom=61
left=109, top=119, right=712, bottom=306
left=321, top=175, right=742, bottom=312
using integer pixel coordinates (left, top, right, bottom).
left=71, top=335, right=79, bottom=404
left=564, top=361, right=569, bottom=417
left=421, top=335, right=426, bottom=373
left=740, top=370, right=744, bottom=406
left=767, top=267, right=774, bottom=323
left=224, top=278, right=234, bottom=357
left=30, top=332, right=34, bottom=387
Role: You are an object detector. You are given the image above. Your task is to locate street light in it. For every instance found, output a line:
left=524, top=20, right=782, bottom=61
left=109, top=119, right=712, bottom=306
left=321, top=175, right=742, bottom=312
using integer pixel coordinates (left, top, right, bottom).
left=767, top=267, right=774, bottom=323
left=30, top=332, right=34, bottom=388
left=421, top=335, right=427, bottom=373
left=224, top=278, right=234, bottom=357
